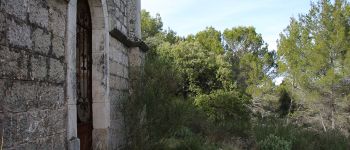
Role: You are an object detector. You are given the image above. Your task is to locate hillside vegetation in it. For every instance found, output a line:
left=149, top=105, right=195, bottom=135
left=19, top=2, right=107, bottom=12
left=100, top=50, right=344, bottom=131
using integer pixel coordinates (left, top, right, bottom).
left=125, top=0, right=350, bottom=149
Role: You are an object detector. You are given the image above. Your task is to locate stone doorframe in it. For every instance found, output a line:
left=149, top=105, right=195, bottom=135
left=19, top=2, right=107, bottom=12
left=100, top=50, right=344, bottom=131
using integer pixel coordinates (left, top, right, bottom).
left=65, top=0, right=110, bottom=149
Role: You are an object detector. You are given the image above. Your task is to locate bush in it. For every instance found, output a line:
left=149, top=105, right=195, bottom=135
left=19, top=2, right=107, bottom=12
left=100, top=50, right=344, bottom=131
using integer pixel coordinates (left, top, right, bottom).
left=292, top=129, right=350, bottom=150
left=154, top=127, right=219, bottom=150
left=195, top=90, right=251, bottom=137
left=254, top=118, right=350, bottom=150
left=259, top=134, right=291, bottom=150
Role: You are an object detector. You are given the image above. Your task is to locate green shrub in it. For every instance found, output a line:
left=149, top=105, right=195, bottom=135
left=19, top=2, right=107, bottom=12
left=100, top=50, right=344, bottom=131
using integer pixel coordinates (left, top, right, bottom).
left=254, top=118, right=297, bottom=144
left=258, top=134, right=291, bottom=150
left=254, top=118, right=350, bottom=150
left=195, top=90, right=251, bottom=137
left=154, top=127, right=219, bottom=150
left=292, top=129, right=350, bottom=150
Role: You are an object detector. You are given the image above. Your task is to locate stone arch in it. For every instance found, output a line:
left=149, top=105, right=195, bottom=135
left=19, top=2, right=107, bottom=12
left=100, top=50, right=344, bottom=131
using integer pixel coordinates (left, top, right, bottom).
left=66, top=0, right=110, bottom=149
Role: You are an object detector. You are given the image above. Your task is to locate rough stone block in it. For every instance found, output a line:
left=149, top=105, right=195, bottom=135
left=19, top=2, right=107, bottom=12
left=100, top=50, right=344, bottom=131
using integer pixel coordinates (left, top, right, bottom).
left=111, top=90, right=129, bottom=105
left=109, top=36, right=128, bottom=58
left=110, top=120, right=125, bottom=133
left=109, top=89, right=121, bottom=105
left=0, top=12, right=6, bottom=45
left=3, top=114, right=17, bottom=148
left=13, top=131, right=56, bottom=149
left=13, top=142, right=39, bottom=150
left=32, top=28, right=51, bottom=55
left=123, top=66, right=129, bottom=78
left=109, top=16, right=120, bottom=32
left=49, top=9, right=66, bottom=38
left=121, top=53, right=129, bottom=66
left=110, top=61, right=123, bottom=76
left=37, top=84, right=65, bottom=110
left=109, top=75, right=120, bottom=89
left=29, top=0, right=49, bottom=28
left=3, top=113, right=17, bottom=148
left=120, top=91, right=129, bottom=101
left=129, top=47, right=144, bottom=67
left=120, top=78, right=129, bottom=90
left=0, top=80, right=4, bottom=112
left=118, top=41, right=128, bottom=53
left=110, top=48, right=123, bottom=62
left=117, top=11, right=124, bottom=25
left=49, top=58, right=65, bottom=83
left=52, top=35, right=65, bottom=58
left=48, top=0, right=67, bottom=16
left=121, top=25, right=128, bottom=36
left=106, top=0, right=116, bottom=9
left=1, top=0, right=27, bottom=20
left=33, top=136, right=54, bottom=150
left=3, top=81, right=37, bottom=112
left=46, top=109, right=66, bottom=134
left=92, top=129, right=109, bottom=150
left=53, top=133, right=67, bottom=150
left=109, top=125, right=126, bottom=149
left=108, top=3, right=120, bottom=31
left=110, top=104, right=123, bottom=121
left=0, top=113, right=3, bottom=145
left=0, top=46, right=28, bottom=79
left=30, top=55, right=47, bottom=81
left=17, top=113, right=30, bottom=142
left=7, top=18, right=32, bottom=48
left=21, top=109, right=66, bottom=140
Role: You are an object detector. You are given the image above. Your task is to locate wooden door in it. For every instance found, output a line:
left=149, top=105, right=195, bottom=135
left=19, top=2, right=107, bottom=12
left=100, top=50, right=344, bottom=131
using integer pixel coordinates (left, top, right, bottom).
left=76, top=0, right=93, bottom=150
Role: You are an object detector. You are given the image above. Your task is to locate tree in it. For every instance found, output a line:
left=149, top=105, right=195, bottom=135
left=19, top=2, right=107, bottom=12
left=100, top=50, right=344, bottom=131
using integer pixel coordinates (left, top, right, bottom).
left=169, top=41, right=225, bottom=95
left=195, top=27, right=224, bottom=54
left=223, top=27, right=276, bottom=96
left=277, top=0, right=350, bottom=130
left=141, top=10, right=163, bottom=40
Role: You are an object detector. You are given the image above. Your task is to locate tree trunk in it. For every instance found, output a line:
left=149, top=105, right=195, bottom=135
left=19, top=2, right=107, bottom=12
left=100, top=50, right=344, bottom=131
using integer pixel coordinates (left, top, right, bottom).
left=320, top=113, right=327, bottom=132
left=331, top=81, right=336, bottom=130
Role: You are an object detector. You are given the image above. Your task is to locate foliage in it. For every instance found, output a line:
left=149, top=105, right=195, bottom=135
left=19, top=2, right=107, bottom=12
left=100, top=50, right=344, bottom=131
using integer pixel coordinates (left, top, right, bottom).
left=195, top=27, right=224, bottom=54
left=194, top=90, right=250, bottom=124
left=134, top=5, right=350, bottom=150
left=258, top=134, right=291, bottom=150
left=195, top=90, right=252, bottom=136
left=254, top=117, right=350, bottom=150
left=223, top=27, right=276, bottom=95
left=156, top=127, right=218, bottom=150
left=278, top=86, right=294, bottom=117
left=170, top=41, right=233, bottom=95
left=223, top=26, right=265, bottom=54
left=141, top=10, right=163, bottom=40
left=277, top=0, right=350, bottom=130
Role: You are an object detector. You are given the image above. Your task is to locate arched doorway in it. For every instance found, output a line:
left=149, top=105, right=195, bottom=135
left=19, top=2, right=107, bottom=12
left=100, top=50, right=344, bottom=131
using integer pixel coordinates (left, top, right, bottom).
left=76, top=0, right=93, bottom=149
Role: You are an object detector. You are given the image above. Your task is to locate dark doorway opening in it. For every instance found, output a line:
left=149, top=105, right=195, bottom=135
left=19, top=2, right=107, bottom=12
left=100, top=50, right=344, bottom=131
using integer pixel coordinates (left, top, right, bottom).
left=76, top=0, right=93, bottom=149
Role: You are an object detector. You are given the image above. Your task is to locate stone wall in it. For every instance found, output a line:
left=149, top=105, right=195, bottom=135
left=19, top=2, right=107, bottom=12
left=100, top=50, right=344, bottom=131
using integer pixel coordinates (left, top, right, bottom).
left=0, top=0, right=68, bottom=149
left=108, top=36, right=129, bottom=150
left=107, top=0, right=129, bottom=35
left=107, top=0, right=145, bottom=149
left=0, top=0, right=146, bottom=149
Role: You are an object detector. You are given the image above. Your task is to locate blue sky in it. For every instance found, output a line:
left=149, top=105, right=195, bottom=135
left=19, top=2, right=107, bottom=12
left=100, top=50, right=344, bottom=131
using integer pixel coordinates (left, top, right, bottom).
left=141, top=0, right=315, bottom=51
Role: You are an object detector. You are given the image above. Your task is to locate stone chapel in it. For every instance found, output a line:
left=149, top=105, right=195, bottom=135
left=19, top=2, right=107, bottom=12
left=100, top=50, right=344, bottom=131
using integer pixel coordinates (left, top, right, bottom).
left=0, top=0, right=147, bottom=149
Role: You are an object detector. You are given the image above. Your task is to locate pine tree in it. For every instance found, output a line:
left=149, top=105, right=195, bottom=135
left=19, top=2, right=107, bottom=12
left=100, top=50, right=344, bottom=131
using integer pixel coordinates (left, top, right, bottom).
left=278, top=0, right=350, bottom=130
